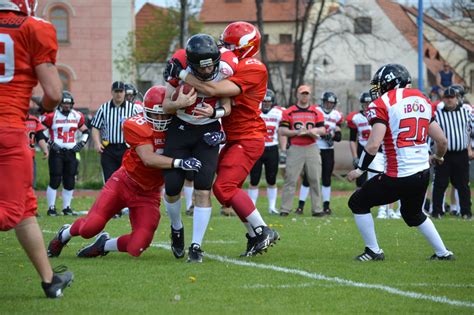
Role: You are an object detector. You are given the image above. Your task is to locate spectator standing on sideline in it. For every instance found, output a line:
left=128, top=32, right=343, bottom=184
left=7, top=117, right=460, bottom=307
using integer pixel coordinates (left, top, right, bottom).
left=436, top=63, right=454, bottom=93
left=26, top=113, right=49, bottom=189
left=90, top=81, right=140, bottom=183
left=165, top=22, right=280, bottom=257
left=431, top=86, right=473, bottom=220
left=47, top=86, right=201, bottom=259
left=347, top=63, right=453, bottom=261
left=41, top=91, right=89, bottom=216
left=279, top=85, right=326, bottom=217
left=247, top=89, right=285, bottom=215
left=0, top=0, right=73, bottom=298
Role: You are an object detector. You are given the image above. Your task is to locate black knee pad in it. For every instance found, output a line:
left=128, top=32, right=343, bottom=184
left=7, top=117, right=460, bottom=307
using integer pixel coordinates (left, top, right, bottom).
left=402, top=210, right=427, bottom=227
left=348, top=190, right=371, bottom=214
left=164, top=169, right=185, bottom=197
left=49, top=176, right=62, bottom=189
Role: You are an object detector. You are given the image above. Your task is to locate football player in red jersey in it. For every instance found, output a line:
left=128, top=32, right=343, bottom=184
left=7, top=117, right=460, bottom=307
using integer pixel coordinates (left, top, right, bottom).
left=47, top=86, right=202, bottom=259
left=25, top=113, right=49, bottom=189
left=164, top=22, right=280, bottom=257
left=346, top=64, right=453, bottom=261
left=0, top=0, right=74, bottom=298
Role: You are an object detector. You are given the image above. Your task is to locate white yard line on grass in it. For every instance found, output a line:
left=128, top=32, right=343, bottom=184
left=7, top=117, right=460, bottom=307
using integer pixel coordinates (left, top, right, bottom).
left=152, top=243, right=474, bottom=309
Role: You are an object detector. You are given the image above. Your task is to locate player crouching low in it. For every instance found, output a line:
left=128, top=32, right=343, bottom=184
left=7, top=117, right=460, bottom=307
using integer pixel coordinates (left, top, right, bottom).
left=47, top=86, right=202, bottom=258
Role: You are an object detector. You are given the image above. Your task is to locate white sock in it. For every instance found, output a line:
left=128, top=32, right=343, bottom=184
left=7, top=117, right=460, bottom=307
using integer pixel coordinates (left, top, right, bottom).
left=354, top=214, right=381, bottom=253
left=454, top=189, right=460, bottom=210
left=245, top=209, right=266, bottom=229
left=62, top=189, right=74, bottom=209
left=322, top=185, right=331, bottom=203
left=267, top=187, right=278, bottom=211
left=61, top=226, right=72, bottom=242
left=247, top=188, right=259, bottom=206
left=46, top=186, right=57, bottom=208
left=183, top=186, right=194, bottom=210
left=191, top=206, right=212, bottom=246
left=244, top=222, right=256, bottom=237
left=104, top=238, right=118, bottom=252
left=417, top=218, right=449, bottom=256
left=164, top=198, right=183, bottom=230
left=299, top=185, right=309, bottom=202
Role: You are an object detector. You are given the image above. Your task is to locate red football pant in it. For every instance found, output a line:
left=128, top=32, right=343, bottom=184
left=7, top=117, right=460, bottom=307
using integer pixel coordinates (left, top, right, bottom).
left=0, top=128, right=36, bottom=231
left=213, top=139, right=264, bottom=221
left=70, top=167, right=161, bottom=256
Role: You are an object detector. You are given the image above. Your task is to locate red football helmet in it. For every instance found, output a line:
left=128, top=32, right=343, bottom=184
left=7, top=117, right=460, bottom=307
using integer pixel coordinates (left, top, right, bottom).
left=143, top=86, right=171, bottom=131
left=220, top=21, right=261, bottom=59
left=0, top=0, right=38, bottom=16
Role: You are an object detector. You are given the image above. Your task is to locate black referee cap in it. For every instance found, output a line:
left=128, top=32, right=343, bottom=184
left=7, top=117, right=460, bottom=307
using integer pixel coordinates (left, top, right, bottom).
left=111, top=81, right=125, bottom=91
left=443, top=86, right=457, bottom=98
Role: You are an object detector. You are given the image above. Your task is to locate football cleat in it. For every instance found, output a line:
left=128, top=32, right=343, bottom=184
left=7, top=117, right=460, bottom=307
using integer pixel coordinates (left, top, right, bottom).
left=376, top=207, right=388, bottom=219
left=387, top=208, right=401, bottom=219
left=185, top=205, right=194, bottom=216
left=323, top=201, right=332, bottom=215
left=76, top=232, right=110, bottom=258
left=47, top=206, right=58, bottom=217
left=41, top=266, right=74, bottom=298
left=430, top=251, right=455, bottom=261
left=312, top=211, right=326, bottom=217
left=355, top=247, right=385, bottom=261
left=279, top=211, right=290, bottom=217
left=47, top=224, right=71, bottom=257
left=62, top=207, right=77, bottom=216
left=268, top=208, right=279, bottom=215
left=239, top=233, right=258, bottom=257
left=170, top=226, right=185, bottom=259
left=294, top=207, right=303, bottom=215
left=249, top=226, right=279, bottom=255
left=187, top=243, right=203, bottom=263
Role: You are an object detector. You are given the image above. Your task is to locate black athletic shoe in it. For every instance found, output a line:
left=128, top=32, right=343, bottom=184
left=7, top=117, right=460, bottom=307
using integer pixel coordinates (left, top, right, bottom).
left=430, top=251, right=455, bottom=260
left=279, top=211, right=290, bottom=217
left=170, top=226, right=185, bottom=259
left=76, top=232, right=110, bottom=258
left=250, top=226, right=276, bottom=255
left=48, top=224, right=71, bottom=257
left=185, top=205, right=194, bottom=216
left=240, top=233, right=258, bottom=257
left=62, top=207, right=77, bottom=216
left=41, top=266, right=74, bottom=298
left=47, top=206, right=58, bottom=217
left=355, top=247, right=385, bottom=261
left=312, top=211, right=326, bottom=217
left=323, top=201, right=332, bottom=215
left=187, top=243, right=203, bottom=263
left=294, top=207, right=303, bottom=215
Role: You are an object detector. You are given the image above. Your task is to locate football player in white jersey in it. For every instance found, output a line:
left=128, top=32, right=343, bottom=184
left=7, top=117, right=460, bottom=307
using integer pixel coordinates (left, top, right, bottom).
left=347, top=92, right=399, bottom=219
left=247, top=89, right=285, bottom=215
left=346, top=64, right=453, bottom=261
left=41, top=91, right=89, bottom=216
left=162, top=34, right=236, bottom=263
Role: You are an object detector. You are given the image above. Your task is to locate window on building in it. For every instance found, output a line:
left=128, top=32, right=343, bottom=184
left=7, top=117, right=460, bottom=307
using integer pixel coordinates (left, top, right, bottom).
left=58, top=69, right=71, bottom=91
left=354, top=17, right=372, bottom=34
left=279, top=34, right=292, bottom=44
left=50, top=7, right=69, bottom=43
left=263, top=34, right=269, bottom=44
left=468, top=50, right=474, bottom=62
left=138, top=80, right=152, bottom=94
left=355, top=64, right=371, bottom=81
left=470, top=69, right=474, bottom=93
left=285, top=63, right=293, bottom=79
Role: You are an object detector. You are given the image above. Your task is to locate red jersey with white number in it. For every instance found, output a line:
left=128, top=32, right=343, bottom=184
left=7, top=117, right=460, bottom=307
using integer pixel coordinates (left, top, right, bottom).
left=223, top=57, right=267, bottom=141
left=170, top=48, right=238, bottom=125
left=122, top=115, right=165, bottom=191
left=367, top=88, right=434, bottom=178
left=280, top=104, right=325, bottom=146
left=25, top=114, right=45, bottom=158
left=261, top=106, right=284, bottom=147
left=0, top=12, right=57, bottom=128
left=316, top=108, right=344, bottom=149
left=41, top=109, right=85, bottom=149
left=347, top=110, right=371, bottom=147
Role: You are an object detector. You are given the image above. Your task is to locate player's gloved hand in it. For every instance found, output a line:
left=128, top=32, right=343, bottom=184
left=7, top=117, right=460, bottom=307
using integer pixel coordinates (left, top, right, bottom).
left=163, top=58, right=184, bottom=82
left=203, top=131, right=226, bottom=147
left=352, top=157, right=360, bottom=169
left=279, top=151, right=287, bottom=164
left=72, top=141, right=86, bottom=153
left=174, top=157, right=202, bottom=172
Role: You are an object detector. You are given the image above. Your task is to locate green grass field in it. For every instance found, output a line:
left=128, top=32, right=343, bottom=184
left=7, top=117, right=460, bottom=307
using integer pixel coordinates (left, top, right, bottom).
left=1, top=194, right=473, bottom=314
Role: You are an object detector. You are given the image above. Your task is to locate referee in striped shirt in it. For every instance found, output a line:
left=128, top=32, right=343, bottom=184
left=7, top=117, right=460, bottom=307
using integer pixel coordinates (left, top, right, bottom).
left=91, top=81, right=139, bottom=182
left=432, top=86, right=474, bottom=220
